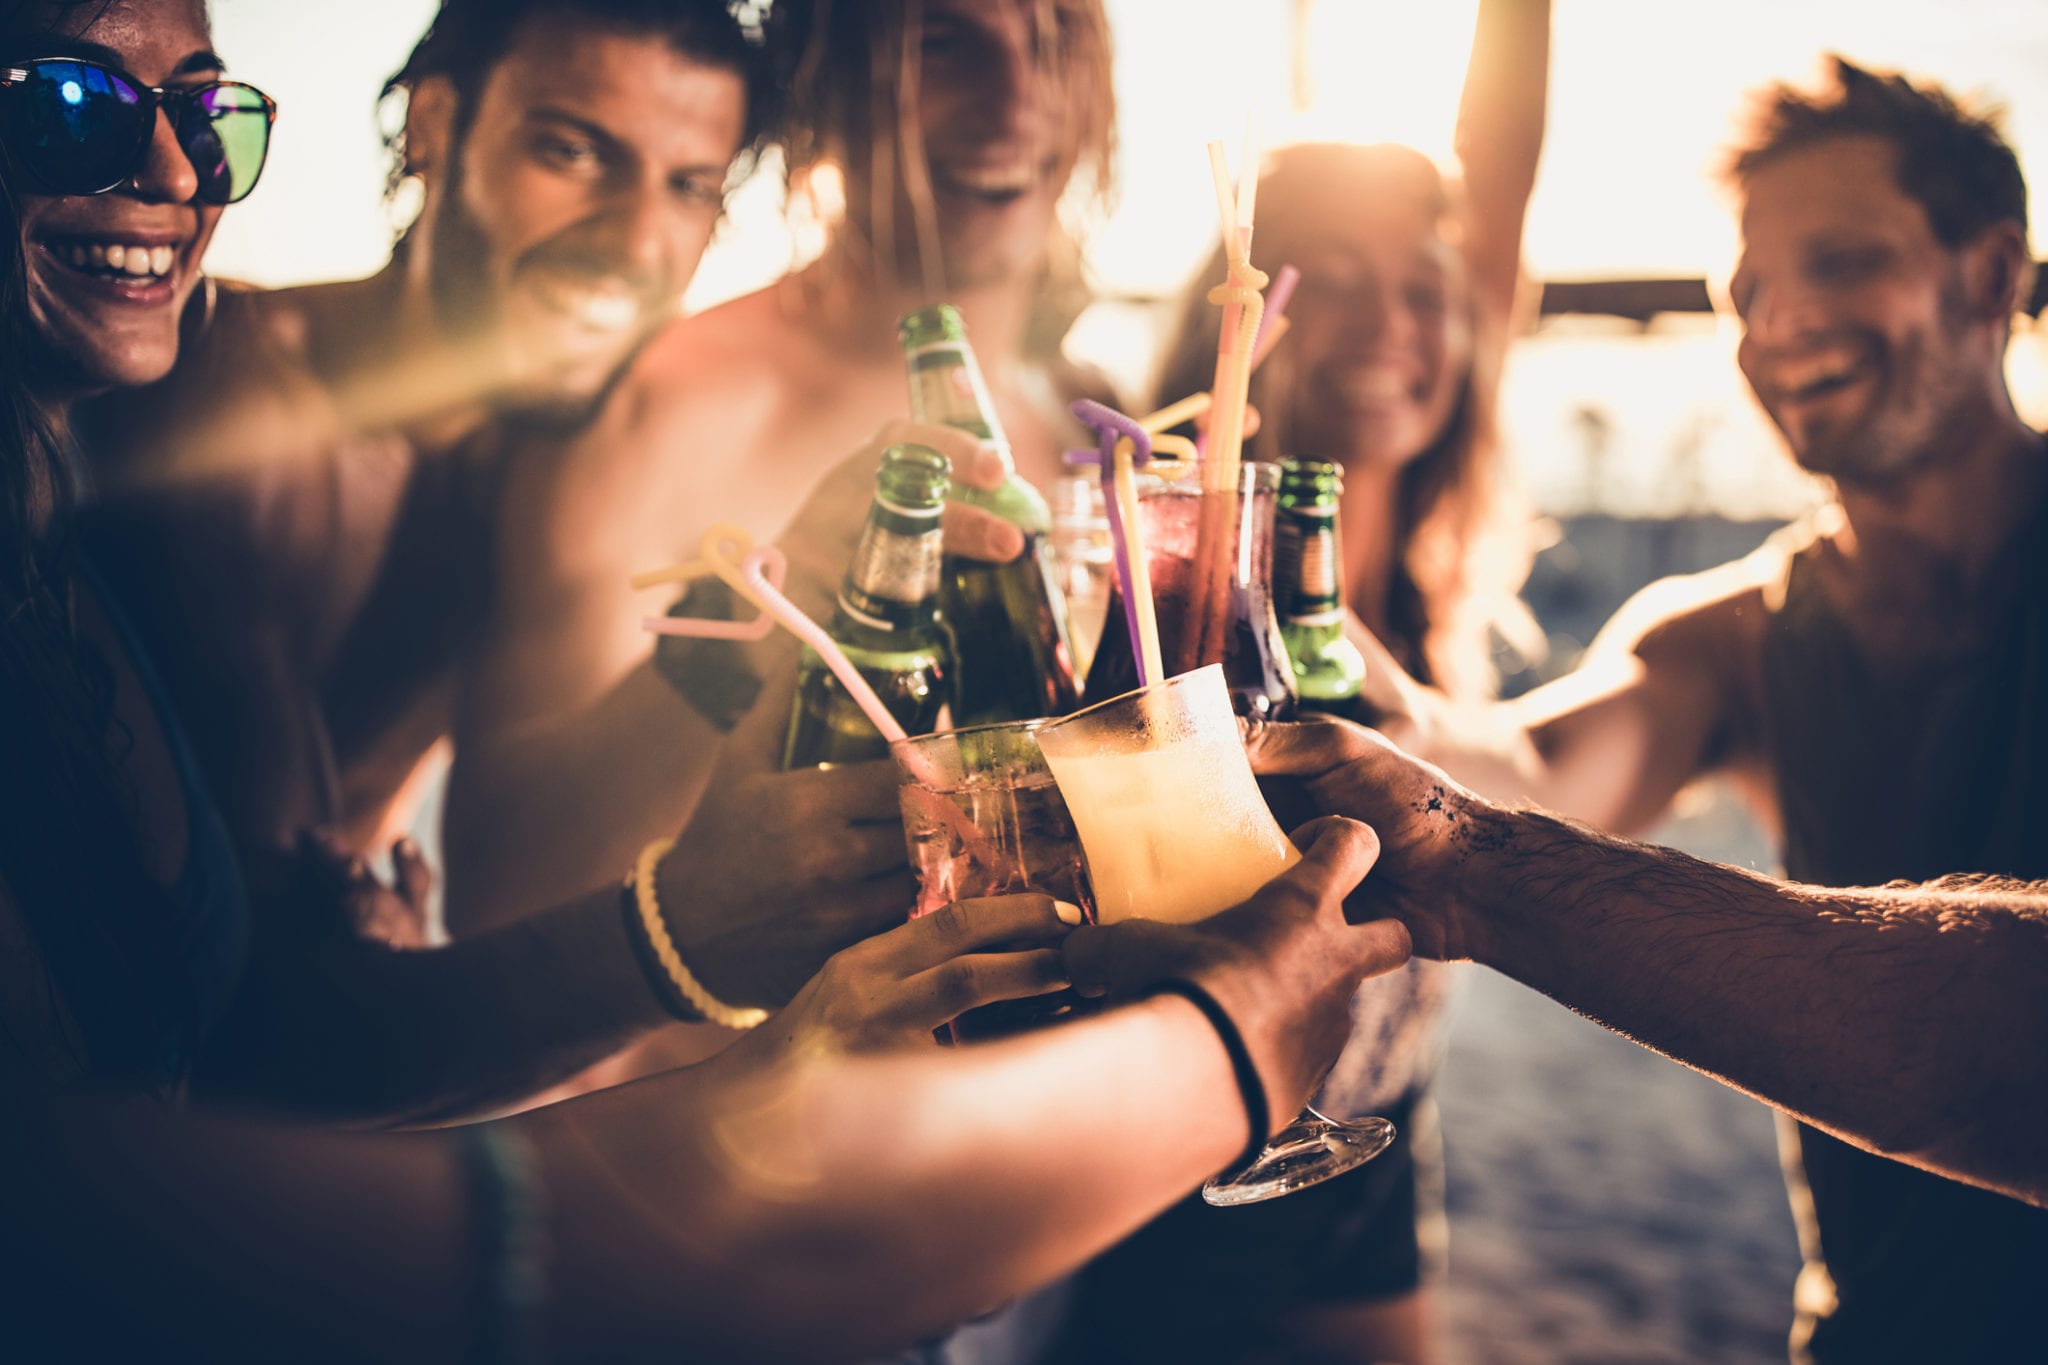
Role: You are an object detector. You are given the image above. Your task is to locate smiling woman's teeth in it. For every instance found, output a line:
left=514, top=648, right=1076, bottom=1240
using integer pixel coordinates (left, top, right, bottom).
left=65, top=243, right=176, bottom=278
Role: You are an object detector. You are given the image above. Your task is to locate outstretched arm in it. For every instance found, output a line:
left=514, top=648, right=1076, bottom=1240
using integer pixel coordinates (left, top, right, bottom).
left=192, top=849, right=1067, bottom=1126
left=1356, top=551, right=1776, bottom=835
left=7, top=824, right=1408, bottom=1361
left=1250, top=719, right=2048, bottom=1207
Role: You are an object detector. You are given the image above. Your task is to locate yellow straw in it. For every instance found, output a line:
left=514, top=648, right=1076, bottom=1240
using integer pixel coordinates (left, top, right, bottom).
left=1207, top=140, right=1238, bottom=248
left=1140, top=391, right=1212, bottom=435
left=1111, top=436, right=1164, bottom=686
left=1201, top=129, right=1266, bottom=495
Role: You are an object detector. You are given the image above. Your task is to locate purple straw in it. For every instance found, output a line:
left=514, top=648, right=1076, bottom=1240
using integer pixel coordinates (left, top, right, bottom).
left=1069, top=398, right=1156, bottom=686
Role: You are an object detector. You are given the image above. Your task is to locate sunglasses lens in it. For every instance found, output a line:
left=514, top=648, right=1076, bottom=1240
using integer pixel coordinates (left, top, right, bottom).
left=175, top=83, right=272, bottom=205
left=7, top=59, right=151, bottom=194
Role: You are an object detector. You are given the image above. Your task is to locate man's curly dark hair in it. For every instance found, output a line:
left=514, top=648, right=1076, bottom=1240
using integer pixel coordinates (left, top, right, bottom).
left=1725, top=54, right=2029, bottom=251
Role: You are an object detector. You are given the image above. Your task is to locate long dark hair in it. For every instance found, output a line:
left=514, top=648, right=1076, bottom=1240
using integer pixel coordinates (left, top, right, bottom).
left=2, top=3, right=200, bottom=1087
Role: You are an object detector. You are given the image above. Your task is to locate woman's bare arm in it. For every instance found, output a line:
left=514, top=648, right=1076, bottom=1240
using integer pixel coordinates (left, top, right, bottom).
left=1455, top=0, right=1551, bottom=321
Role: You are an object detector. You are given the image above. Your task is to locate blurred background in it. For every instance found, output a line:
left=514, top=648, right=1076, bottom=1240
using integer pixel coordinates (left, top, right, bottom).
left=204, top=2, right=2048, bottom=1359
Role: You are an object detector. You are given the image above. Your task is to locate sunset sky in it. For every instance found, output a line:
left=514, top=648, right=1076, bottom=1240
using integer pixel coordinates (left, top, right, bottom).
left=206, top=0, right=2048, bottom=298
left=201, top=0, right=2047, bottom=520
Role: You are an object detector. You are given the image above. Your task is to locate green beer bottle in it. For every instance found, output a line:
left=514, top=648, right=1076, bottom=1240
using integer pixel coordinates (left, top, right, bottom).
left=782, top=443, right=953, bottom=769
left=898, top=304, right=1079, bottom=725
left=1274, top=459, right=1368, bottom=715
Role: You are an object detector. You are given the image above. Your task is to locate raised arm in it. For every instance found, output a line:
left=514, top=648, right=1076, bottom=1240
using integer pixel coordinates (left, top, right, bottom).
left=1455, top=0, right=1551, bottom=323
left=1250, top=719, right=2048, bottom=1207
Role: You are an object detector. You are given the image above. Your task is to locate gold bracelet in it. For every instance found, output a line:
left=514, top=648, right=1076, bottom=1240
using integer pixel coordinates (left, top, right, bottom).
left=633, top=837, right=770, bottom=1031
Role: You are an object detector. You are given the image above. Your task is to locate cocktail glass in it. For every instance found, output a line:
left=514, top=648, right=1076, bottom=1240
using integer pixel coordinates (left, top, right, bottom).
left=1035, top=663, right=1395, bottom=1204
left=1082, top=461, right=1297, bottom=721
left=891, top=719, right=1095, bottom=1044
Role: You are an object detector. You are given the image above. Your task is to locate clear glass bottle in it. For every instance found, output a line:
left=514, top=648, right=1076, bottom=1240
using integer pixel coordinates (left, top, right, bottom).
left=782, top=443, right=952, bottom=769
left=1047, top=472, right=1115, bottom=683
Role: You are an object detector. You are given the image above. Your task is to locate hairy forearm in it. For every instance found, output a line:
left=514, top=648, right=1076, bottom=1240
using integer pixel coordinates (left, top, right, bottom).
left=1459, top=806, right=2048, bottom=1205
left=195, top=886, right=671, bottom=1125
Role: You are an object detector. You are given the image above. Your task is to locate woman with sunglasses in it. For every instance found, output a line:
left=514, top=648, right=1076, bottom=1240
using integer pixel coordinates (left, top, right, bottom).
left=0, top=0, right=1081, bottom=1120
left=2, top=0, right=268, bottom=398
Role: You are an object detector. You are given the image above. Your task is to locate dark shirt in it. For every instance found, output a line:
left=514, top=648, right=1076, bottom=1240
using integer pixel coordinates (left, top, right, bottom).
left=1760, top=502, right=2048, bottom=1365
left=81, top=560, right=251, bottom=1087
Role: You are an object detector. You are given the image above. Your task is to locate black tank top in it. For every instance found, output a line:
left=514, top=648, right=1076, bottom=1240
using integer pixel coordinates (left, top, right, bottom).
left=1760, top=506, right=2048, bottom=1364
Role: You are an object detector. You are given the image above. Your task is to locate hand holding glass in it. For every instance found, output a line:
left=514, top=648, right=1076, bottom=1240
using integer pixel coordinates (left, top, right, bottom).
left=1035, top=664, right=1395, bottom=1204
left=892, top=720, right=1093, bottom=1044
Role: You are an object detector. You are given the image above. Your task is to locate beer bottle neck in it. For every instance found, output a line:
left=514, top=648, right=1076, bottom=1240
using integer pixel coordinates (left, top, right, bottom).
left=904, top=342, right=1016, bottom=473
left=838, top=495, right=945, bottom=635
left=1275, top=504, right=1347, bottom=630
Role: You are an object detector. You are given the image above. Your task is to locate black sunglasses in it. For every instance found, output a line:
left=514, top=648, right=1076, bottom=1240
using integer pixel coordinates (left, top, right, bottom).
left=0, top=56, right=277, bottom=206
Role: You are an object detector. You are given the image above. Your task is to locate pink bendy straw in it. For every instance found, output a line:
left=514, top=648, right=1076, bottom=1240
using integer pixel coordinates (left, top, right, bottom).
left=639, top=527, right=908, bottom=745
left=638, top=526, right=1004, bottom=866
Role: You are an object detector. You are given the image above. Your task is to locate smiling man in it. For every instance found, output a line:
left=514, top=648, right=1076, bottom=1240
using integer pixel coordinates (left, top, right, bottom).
left=1359, top=57, right=2047, bottom=1363
left=73, top=0, right=764, bottom=900
left=440, top=0, right=1119, bottom=924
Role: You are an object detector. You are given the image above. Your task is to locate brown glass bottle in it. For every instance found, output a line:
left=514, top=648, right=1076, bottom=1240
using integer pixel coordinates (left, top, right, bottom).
left=782, top=444, right=953, bottom=769
left=899, top=304, right=1079, bottom=725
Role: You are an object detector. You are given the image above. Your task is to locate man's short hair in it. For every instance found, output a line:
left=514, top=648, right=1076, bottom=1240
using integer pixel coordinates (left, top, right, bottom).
left=380, top=0, right=775, bottom=198
left=1725, top=54, right=2029, bottom=250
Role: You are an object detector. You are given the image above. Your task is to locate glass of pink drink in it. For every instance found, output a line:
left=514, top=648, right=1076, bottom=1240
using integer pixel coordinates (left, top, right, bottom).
left=891, top=719, right=1094, bottom=1043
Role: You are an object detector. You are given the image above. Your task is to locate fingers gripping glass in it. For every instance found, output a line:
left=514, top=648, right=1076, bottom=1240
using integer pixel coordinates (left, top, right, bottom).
left=0, top=58, right=276, bottom=205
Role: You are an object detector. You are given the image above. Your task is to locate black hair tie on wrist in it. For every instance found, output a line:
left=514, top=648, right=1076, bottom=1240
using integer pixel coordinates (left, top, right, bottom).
left=1153, top=978, right=1269, bottom=1176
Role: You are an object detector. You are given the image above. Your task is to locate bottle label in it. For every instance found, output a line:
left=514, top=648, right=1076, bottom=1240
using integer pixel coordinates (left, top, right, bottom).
left=841, top=513, right=943, bottom=631
left=1275, top=510, right=1342, bottom=623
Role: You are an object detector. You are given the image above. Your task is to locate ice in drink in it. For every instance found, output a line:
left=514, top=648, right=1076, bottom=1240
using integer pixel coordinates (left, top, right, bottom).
left=1042, top=741, right=1297, bottom=924
left=892, top=721, right=1093, bottom=1042
left=1037, top=664, right=1300, bottom=925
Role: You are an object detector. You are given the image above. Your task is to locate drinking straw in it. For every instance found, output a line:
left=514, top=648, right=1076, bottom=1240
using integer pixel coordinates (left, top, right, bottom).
left=638, top=527, right=1010, bottom=869
left=1201, top=153, right=1266, bottom=493
left=1251, top=264, right=1299, bottom=366
left=1070, top=399, right=1166, bottom=687
left=639, top=526, right=908, bottom=743
left=1143, top=391, right=1213, bottom=436
left=1061, top=395, right=1209, bottom=471
left=1192, top=132, right=1271, bottom=669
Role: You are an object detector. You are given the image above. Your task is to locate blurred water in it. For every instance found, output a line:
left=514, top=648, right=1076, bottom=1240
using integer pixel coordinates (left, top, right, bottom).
left=1437, top=505, right=1801, bottom=1363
